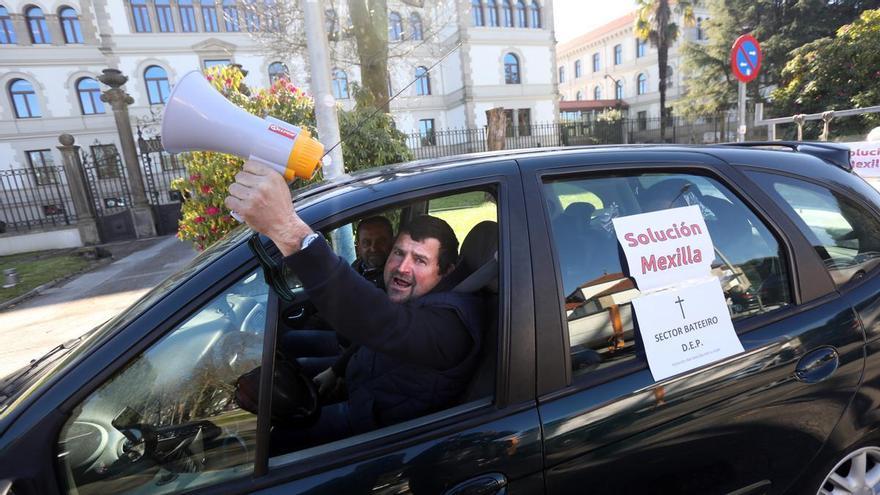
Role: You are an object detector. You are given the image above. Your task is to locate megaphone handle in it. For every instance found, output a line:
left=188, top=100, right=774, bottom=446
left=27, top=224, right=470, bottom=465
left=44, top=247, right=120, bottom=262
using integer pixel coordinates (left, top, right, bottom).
left=230, top=154, right=284, bottom=222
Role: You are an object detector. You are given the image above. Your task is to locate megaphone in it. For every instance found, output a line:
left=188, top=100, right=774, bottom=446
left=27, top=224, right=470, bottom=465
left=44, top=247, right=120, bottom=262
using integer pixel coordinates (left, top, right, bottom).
left=161, top=70, right=325, bottom=182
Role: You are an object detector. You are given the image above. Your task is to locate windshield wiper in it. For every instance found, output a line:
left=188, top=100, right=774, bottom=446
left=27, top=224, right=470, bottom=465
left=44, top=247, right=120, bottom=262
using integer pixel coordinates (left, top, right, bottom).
left=0, top=336, right=84, bottom=405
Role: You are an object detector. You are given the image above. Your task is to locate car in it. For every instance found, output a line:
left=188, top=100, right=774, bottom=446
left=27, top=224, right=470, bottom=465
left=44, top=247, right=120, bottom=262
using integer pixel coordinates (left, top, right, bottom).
left=2, top=142, right=880, bottom=495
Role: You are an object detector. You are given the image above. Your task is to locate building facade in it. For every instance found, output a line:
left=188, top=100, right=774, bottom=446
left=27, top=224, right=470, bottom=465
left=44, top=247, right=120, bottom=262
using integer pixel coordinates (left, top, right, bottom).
left=555, top=7, right=709, bottom=122
left=0, top=0, right=557, bottom=172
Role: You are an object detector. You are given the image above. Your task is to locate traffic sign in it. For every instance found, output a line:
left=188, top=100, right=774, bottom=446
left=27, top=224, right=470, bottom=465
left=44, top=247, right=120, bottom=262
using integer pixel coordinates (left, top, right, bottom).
left=730, top=34, right=762, bottom=83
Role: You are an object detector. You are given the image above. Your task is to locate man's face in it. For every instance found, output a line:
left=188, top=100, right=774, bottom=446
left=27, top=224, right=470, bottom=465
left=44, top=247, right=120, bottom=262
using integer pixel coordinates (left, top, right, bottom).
left=383, top=234, right=449, bottom=303
left=357, top=223, right=393, bottom=269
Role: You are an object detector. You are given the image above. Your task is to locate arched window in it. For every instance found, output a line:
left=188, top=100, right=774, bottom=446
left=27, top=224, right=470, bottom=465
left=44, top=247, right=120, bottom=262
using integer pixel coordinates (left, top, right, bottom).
left=615, top=80, right=624, bottom=99
left=502, top=0, right=513, bottom=27
left=574, top=59, right=581, bottom=78
left=9, top=79, right=41, bottom=118
left=696, top=17, right=703, bottom=40
left=155, top=0, right=174, bottom=31
left=201, top=0, right=218, bottom=31
left=178, top=0, right=197, bottom=31
left=388, top=11, right=403, bottom=41
left=332, top=69, right=349, bottom=99
left=637, top=73, right=647, bottom=95
left=530, top=0, right=540, bottom=28
left=504, top=53, right=520, bottom=84
left=325, top=8, right=338, bottom=37
left=575, top=90, right=582, bottom=101
left=26, top=6, right=50, bottom=44
left=415, top=66, right=431, bottom=95
left=0, top=6, right=16, bottom=44
left=59, top=7, right=83, bottom=43
left=515, top=0, right=526, bottom=27
left=471, top=0, right=483, bottom=26
left=144, top=65, right=170, bottom=104
left=558, top=66, right=564, bottom=83
left=487, top=0, right=498, bottom=26
left=76, top=77, right=104, bottom=115
left=593, top=85, right=601, bottom=100
left=130, top=0, right=151, bottom=32
left=268, top=61, right=288, bottom=84
left=223, top=0, right=239, bottom=31
left=409, top=12, right=423, bottom=40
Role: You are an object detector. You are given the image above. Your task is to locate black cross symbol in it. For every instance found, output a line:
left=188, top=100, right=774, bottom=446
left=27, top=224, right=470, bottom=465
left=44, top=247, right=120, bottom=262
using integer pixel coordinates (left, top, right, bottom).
left=675, top=296, right=686, bottom=319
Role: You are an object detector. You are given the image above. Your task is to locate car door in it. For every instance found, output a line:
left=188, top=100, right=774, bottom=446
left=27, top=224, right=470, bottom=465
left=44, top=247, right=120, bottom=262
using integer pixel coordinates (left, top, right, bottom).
left=519, top=150, right=864, bottom=495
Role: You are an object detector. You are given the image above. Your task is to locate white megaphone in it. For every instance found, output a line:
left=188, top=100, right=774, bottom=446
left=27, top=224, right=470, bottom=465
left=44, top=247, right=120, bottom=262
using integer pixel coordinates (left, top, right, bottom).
left=161, top=71, right=325, bottom=183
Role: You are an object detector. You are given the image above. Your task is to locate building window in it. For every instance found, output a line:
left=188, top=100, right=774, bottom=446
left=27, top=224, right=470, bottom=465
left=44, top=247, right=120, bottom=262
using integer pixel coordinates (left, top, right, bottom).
left=59, top=7, right=84, bottom=43
left=504, top=53, right=520, bottom=84
left=637, top=110, right=647, bottom=130
left=415, top=66, right=430, bottom=95
left=518, top=108, right=531, bottom=136
left=325, top=8, right=338, bottom=37
left=0, top=6, right=15, bottom=43
left=332, top=68, right=349, bottom=99
left=410, top=12, right=423, bottom=40
left=223, top=0, right=239, bottom=31
left=131, top=0, right=151, bottom=32
left=91, top=144, right=120, bottom=179
left=419, top=118, right=435, bottom=146
left=76, top=77, right=104, bottom=115
left=27, top=150, right=57, bottom=186
left=178, top=0, right=197, bottom=31
left=530, top=0, right=540, bottom=28
left=515, top=0, right=526, bottom=27
left=487, top=0, right=498, bottom=26
left=26, top=6, right=50, bottom=43
left=592, top=52, right=599, bottom=72
left=389, top=11, right=403, bottom=40
left=574, top=59, right=582, bottom=78
left=268, top=61, right=288, bottom=84
left=264, top=0, right=278, bottom=31
left=636, top=38, right=646, bottom=58
left=502, top=0, right=512, bottom=27
left=471, top=0, right=483, bottom=26
left=666, top=65, right=674, bottom=88
left=637, top=73, right=647, bottom=95
left=615, top=80, right=624, bottom=99
left=202, top=0, right=219, bottom=31
left=696, top=17, right=703, bottom=40
left=575, top=90, right=582, bottom=101
left=593, top=85, right=601, bottom=100
left=614, top=44, right=622, bottom=65
left=10, top=79, right=41, bottom=118
left=144, top=65, right=170, bottom=104
left=244, top=0, right=259, bottom=31
left=155, top=0, right=174, bottom=31
left=558, top=66, right=565, bottom=83
left=203, top=59, right=230, bottom=68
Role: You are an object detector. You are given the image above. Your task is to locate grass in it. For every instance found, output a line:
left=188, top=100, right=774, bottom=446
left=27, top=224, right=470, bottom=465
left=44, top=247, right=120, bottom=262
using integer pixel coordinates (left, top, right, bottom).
left=0, top=250, right=96, bottom=304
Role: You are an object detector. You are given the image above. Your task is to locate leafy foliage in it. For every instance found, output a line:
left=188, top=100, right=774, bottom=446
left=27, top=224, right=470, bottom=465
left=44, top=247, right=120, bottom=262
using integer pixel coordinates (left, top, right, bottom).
left=172, top=65, right=410, bottom=250
left=772, top=8, right=880, bottom=139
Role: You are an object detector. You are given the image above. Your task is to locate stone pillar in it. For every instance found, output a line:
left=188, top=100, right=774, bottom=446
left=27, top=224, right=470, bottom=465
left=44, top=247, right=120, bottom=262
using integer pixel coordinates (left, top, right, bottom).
left=46, top=14, right=65, bottom=45
left=57, top=134, right=101, bottom=245
left=98, top=68, right=157, bottom=238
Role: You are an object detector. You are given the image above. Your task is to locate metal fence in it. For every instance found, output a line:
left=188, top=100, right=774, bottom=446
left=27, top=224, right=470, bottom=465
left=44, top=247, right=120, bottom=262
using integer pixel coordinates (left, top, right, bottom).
left=0, top=166, right=77, bottom=234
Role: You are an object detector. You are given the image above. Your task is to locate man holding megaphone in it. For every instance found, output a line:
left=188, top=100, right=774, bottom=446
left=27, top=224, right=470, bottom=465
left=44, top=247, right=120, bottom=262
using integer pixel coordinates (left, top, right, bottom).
left=225, top=160, right=485, bottom=451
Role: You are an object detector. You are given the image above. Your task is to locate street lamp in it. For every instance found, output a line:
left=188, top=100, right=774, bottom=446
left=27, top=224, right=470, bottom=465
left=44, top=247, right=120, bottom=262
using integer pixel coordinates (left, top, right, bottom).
left=604, top=73, right=622, bottom=108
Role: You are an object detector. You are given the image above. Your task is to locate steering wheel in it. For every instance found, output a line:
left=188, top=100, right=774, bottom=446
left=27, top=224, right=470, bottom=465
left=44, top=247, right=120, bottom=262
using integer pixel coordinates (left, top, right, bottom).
left=241, top=301, right=265, bottom=334
left=234, top=358, right=320, bottom=428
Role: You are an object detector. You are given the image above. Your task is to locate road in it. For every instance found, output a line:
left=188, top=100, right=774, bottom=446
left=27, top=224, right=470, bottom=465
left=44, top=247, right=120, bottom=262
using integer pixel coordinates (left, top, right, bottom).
left=0, top=235, right=198, bottom=377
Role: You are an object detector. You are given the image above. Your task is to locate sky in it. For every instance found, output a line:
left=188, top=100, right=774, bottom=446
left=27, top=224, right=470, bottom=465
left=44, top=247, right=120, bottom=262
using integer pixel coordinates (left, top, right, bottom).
left=553, top=0, right=637, bottom=44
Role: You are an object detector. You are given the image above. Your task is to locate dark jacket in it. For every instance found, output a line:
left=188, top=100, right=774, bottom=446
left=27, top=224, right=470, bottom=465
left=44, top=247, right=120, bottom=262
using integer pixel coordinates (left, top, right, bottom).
left=283, top=237, right=485, bottom=432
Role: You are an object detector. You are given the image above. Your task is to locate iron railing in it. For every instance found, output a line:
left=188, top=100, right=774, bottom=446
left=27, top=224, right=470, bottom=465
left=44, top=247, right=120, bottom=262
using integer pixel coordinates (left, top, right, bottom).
left=0, top=166, right=76, bottom=233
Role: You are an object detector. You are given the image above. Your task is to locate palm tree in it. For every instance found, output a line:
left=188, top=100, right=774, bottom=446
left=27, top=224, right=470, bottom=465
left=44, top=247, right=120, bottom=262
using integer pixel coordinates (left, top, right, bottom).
left=635, top=0, right=697, bottom=142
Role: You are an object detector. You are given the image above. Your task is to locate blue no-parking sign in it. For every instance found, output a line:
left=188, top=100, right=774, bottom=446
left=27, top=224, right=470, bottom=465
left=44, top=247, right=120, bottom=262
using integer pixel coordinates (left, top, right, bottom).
left=730, top=34, right=762, bottom=83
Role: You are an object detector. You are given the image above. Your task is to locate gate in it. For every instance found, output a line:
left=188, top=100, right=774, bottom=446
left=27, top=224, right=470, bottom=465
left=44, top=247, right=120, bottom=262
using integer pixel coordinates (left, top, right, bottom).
left=81, top=147, right=136, bottom=243
left=138, top=133, right=186, bottom=236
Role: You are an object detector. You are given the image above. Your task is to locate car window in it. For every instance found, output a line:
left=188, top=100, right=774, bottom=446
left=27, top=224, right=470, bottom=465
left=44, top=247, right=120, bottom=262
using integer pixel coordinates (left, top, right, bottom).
left=542, top=172, right=791, bottom=377
left=747, top=172, right=880, bottom=288
left=57, top=269, right=268, bottom=495
left=271, top=187, right=499, bottom=463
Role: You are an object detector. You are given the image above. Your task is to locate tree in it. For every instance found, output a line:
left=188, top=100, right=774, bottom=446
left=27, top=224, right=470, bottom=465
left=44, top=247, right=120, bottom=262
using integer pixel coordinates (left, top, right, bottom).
left=635, top=0, right=697, bottom=141
left=772, top=8, right=880, bottom=139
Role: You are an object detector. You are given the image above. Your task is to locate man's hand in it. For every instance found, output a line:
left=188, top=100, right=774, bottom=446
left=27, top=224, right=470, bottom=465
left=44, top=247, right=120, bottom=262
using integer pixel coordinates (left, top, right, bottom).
left=313, top=367, right=340, bottom=397
left=225, top=160, right=313, bottom=257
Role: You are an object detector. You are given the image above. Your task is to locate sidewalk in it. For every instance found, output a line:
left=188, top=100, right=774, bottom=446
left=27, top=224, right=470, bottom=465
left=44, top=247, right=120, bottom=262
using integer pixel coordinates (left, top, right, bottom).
left=0, top=235, right=198, bottom=377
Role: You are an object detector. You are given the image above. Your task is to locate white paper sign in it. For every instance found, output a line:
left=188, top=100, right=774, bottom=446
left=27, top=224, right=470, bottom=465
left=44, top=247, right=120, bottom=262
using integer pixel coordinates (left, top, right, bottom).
left=633, top=278, right=744, bottom=382
left=612, top=205, right=715, bottom=292
left=848, top=141, right=880, bottom=178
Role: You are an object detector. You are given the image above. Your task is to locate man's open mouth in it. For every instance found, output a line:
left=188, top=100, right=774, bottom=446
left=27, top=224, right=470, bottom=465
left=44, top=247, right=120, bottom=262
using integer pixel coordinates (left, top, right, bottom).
left=391, top=276, right=412, bottom=289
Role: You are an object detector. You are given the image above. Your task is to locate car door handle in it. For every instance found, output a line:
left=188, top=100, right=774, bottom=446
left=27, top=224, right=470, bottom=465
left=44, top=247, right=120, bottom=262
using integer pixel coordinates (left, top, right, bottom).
left=444, top=473, right=508, bottom=495
left=795, top=346, right=839, bottom=383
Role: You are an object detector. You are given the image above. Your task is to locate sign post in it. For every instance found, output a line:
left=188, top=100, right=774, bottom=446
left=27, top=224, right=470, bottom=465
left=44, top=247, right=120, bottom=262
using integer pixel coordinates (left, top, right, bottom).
left=730, top=34, right=762, bottom=142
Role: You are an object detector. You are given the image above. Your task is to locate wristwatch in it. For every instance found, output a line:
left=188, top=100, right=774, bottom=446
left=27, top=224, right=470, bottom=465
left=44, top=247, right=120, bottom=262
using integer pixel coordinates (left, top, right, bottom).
left=300, top=232, right=320, bottom=251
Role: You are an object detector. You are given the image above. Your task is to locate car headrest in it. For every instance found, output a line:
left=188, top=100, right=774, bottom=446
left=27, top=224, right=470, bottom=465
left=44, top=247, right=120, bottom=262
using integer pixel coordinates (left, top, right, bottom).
left=640, top=179, right=702, bottom=212
left=564, top=201, right=596, bottom=220
left=453, top=220, right=499, bottom=293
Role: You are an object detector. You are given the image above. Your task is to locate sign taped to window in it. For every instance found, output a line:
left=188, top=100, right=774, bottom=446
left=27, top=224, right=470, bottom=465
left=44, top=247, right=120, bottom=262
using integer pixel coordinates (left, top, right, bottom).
left=847, top=141, right=880, bottom=178
left=633, top=278, right=744, bottom=382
